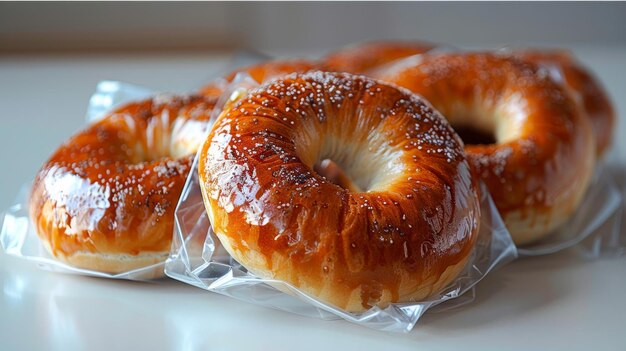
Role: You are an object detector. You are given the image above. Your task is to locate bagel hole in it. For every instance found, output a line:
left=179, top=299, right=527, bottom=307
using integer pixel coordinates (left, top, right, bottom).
left=453, top=125, right=496, bottom=145
left=303, top=134, right=405, bottom=194
left=313, top=159, right=363, bottom=192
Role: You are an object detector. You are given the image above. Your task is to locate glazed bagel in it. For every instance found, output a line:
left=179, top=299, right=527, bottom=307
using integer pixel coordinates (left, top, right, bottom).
left=199, top=59, right=318, bottom=97
left=199, top=71, right=481, bottom=312
left=506, top=50, right=615, bottom=157
left=30, top=95, right=216, bottom=276
left=322, top=41, right=436, bottom=74
left=375, top=53, right=596, bottom=245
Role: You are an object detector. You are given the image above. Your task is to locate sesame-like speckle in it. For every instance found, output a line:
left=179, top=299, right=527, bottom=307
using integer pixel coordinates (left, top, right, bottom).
left=33, top=94, right=216, bottom=253
left=199, top=71, right=480, bottom=294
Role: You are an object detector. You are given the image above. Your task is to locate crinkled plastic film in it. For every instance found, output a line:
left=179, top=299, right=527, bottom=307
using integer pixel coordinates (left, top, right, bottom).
left=0, top=48, right=622, bottom=304
left=0, top=81, right=164, bottom=280
left=165, top=157, right=517, bottom=333
left=86, top=80, right=155, bottom=122
left=578, top=166, right=625, bottom=257
left=164, top=75, right=518, bottom=332
left=518, top=167, right=623, bottom=256
left=0, top=52, right=270, bottom=280
left=0, top=186, right=168, bottom=280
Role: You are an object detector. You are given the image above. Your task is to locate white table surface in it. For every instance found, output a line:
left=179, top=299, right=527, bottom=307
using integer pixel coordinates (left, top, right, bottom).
left=1, top=47, right=625, bottom=351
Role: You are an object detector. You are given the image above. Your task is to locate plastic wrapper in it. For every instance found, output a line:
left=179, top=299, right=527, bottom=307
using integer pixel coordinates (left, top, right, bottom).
left=1, top=185, right=168, bottom=280
left=518, top=167, right=623, bottom=256
left=0, top=52, right=269, bottom=281
left=161, top=65, right=623, bottom=330
left=578, top=165, right=626, bottom=257
left=1, top=81, right=163, bottom=280
left=165, top=163, right=517, bottom=333
left=86, top=80, right=155, bottom=122
left=0, top=81, right=164, bottom=280
left=164, top=75, right=518, bottom=333
left=1, top=48, right=622, bottom=292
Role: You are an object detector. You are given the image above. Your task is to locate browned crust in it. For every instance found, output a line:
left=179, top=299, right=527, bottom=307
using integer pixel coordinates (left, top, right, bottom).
left=200, top=71, right=481, bottom=311
left=30, top=95, right=216, bottom=274
left=375, top=52, right=596, bottom=245
left=510, top=49, right=615, bottom=157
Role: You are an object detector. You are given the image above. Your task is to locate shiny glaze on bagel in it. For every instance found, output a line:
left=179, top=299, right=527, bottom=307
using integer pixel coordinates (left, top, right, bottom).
left=199, top=71, right=480, bottom=311
left=375, top=52, right=596, bottom=245
left=30, top=95, right=216, bottom=274
left=507, top=49, right=614, bottom=156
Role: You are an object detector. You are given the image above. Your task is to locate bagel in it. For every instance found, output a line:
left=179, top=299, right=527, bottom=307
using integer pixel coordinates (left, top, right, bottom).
left=322, top=40, right=436, bottom=74
left=374, top=53, right=596, bottom=245
left=30, top=95, right=216, bottom=276
left=199, top=71, right=481, bottom=311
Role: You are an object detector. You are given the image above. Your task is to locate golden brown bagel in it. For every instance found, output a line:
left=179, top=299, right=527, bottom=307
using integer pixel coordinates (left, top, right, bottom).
left=375, top=53, right=596, bottom=245
left=506, top=49, right=615, bottom=157
left=30, top=95, right=216, bottom=276
left=322, top=41, right=436, bottom=74
left=199, top=59, right=318, bottom=97
left=199, top=71, right=481, bottom=311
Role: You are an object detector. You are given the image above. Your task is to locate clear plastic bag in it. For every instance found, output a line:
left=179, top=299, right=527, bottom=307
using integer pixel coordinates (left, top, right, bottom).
left=86, top=80, right=155, bottom=122
left=1, top=50, right=622, bottom=291
left=0, top=53, right=272, bottom=281
left=578, top=165, right=626, bottom=257
left=0, top=81, right=163, bottom=280
left=165, top=167, right=517, bottom=332
left=517, top=167, right=623, bottom=256
left=0, top=185, right=167, bottom=280
left=163, top=75, right=518, bottom=333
